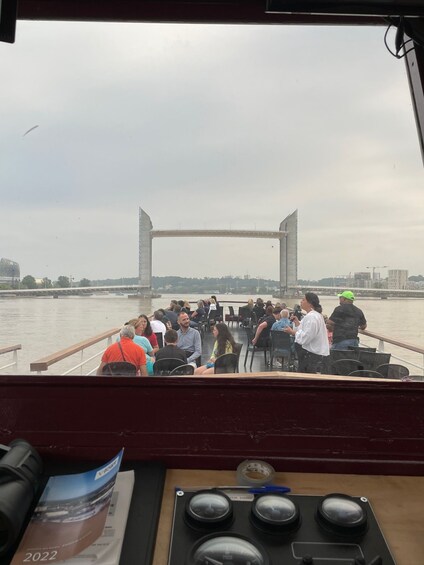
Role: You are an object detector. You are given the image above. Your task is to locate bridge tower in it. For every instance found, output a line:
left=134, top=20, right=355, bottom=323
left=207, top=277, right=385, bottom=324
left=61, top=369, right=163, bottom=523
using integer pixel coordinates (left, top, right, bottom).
left=279, top=210, right=298, bottom=295
left=138, top=207, right=153, bottom=294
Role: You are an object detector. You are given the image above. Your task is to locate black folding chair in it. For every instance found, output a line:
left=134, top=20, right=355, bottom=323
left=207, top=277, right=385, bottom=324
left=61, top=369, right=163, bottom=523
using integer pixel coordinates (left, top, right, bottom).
left=239, top=307, right=253, bottom=328
left=225, top=305, right=239, bottom=326
left=330, top=349, right=359, bottom=363
left=349, top=370, right=385, bottom=378
left=269, top=331, right=292, bottom=370
left=244, top=326, right=269, bottom=370
left=154, top=332, right=164, bottom=348
left=101, top=362, right=137, bottom=376
left=376, top=363, right=410, bottom=379
left=207, top=308, right=220, bottom=328
left=170, top=364, right=195, bottom=376
left=371, top=352, right=392, bottom=369
left=233, top=342, right=243, bottom=372
left=407, top=375, right=424, bottom=381
left=356, top=349, right=379, bottom=371
left=153, top=358, right=186, bottom=376
left=331, top=359, right=364, bottom=376
left=214, top=353, right=238, bottom=374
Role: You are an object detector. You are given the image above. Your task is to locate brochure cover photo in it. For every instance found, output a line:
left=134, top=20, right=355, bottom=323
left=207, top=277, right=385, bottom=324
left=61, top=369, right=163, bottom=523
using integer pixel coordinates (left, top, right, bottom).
left=11, top=450, right=124, bottom=565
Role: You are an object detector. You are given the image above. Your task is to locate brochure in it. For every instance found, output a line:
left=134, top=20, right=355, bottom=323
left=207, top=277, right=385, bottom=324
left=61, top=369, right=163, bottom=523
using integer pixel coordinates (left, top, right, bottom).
left=11, top=450, right=124, bottom=565
left=59, top=471, right=134, bottom=565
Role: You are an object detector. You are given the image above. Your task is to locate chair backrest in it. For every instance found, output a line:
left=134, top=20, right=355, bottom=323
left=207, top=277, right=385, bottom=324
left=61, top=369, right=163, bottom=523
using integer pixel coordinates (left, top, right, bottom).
left=153, top=358, right=185, bottom=375
left=208, top=308, right=219, bottom=320
left=239, top=306, right=255, bottom=326
left=170, top=364, right=195, bottom=376
left=331, top=359, right=363, bottom=376
left=154, top=332, right=164, bottom=348
left=239, top=306, right=250, bottom=319
left=330, top=349, right=359, bottom=363
left=102, top=361, right=137, bottom=376
left=349, top=370, right=384, bottom=378
left=371, top=352, right=391, bottom=369
left=376, top=363, right=410, bottom=379
left=214, top=353, right=238, bottom=374
left=270, top=331, right=292, bottom=354
left=233, top=342, right=243, bottom=357
left=356, top=349, right=379, bottom=370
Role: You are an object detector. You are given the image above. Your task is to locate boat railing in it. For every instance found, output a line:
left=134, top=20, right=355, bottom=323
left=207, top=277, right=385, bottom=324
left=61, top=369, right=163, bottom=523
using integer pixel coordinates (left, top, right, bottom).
left=359, top=329, right=424, bottom=375
left=30, top=328, right=120, bottom=375
left=27, top=324, right=424, bottom=377
left=0, top=344, right=21, bottom=373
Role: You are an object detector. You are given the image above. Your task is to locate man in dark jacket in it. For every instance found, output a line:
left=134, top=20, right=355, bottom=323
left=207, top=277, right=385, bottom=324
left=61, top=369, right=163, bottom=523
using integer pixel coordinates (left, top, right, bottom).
left=327, top=291, right=367, bottom=350
left=155, top=329, right=187, bottom=364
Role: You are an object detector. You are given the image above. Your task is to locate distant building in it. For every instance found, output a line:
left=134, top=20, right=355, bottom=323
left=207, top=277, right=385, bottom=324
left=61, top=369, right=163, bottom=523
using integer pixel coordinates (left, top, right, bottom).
left=354, top=271, right=372, bottom=288
left=388, top=269, right=408, bottom=290
left=0, top=258, right=20, bottom=285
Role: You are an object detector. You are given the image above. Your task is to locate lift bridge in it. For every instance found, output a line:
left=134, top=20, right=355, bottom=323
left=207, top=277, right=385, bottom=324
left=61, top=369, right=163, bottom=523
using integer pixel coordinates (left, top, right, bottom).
left=138, top=207, right=298, bottom=296
left=1, top=208, right=423, bottom=299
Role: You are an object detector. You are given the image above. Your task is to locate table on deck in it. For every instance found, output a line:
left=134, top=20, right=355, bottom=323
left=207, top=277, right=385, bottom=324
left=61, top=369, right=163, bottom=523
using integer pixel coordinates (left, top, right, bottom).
left=152, top=469, right=424, bottom=565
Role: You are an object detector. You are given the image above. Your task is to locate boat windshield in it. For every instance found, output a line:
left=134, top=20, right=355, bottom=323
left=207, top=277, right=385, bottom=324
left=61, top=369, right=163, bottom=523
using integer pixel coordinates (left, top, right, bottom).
left=0, top=15, right=423, bottom=376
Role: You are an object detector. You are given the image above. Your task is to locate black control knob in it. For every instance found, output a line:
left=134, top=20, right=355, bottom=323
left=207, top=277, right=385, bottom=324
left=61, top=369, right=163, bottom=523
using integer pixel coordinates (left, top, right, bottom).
left=299, top=556, right=314, bottom=564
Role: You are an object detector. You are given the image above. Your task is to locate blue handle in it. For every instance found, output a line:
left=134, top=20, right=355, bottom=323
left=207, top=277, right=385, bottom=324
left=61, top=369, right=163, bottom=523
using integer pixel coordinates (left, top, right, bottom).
left=248, top=485, right=291, bottom=494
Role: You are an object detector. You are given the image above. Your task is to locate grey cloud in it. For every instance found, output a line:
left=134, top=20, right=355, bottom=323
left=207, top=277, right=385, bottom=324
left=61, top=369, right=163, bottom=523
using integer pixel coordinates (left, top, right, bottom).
left=1, top=21, right=423, bottom=280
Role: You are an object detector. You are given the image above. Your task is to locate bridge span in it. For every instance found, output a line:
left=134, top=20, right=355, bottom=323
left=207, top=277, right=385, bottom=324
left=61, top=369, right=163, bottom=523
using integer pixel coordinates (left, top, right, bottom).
left=151, top=229, right=285, bottom=239
left=294, top=284, right=424, bottom=299
left=0, top=285, right=141, bottom=298
left=1, top=283, right=423, bottom=299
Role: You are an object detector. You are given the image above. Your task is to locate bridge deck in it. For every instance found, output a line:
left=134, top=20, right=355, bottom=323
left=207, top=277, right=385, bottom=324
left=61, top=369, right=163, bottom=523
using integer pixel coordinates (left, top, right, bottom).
left=151, top=229, right=286, bottom=238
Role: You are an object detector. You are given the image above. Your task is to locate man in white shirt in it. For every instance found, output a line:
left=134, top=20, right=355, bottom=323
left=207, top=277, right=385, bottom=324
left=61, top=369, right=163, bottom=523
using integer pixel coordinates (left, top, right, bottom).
left=149, top=311, right=167, bottom=344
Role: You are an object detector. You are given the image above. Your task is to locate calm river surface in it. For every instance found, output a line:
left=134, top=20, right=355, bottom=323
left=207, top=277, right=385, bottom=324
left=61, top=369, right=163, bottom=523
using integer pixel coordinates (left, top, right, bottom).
left=1, top=294, right=423, bottom=375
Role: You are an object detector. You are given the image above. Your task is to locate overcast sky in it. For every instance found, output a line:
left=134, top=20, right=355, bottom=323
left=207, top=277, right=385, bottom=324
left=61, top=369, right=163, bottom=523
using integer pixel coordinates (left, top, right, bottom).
left=0, top=20, right=423, bottom=282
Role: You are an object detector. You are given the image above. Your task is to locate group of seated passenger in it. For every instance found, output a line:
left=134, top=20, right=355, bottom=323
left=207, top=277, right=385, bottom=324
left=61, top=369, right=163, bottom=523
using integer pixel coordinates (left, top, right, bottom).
left=97, top=299, right=230, bottom=376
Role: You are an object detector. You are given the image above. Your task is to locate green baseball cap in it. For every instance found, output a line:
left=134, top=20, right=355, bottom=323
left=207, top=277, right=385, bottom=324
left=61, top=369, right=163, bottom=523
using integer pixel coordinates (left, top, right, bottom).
left=338, top=290, right=355, bottom=301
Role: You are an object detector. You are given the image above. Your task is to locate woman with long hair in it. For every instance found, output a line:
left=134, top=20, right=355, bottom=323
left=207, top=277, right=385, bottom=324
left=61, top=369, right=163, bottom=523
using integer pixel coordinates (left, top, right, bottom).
left=125, top=318, right=155, bottom=375
left=284, top=292, right=329, bottom=374
left=137, top=314, right=159, bottom=354
left=195, top=322, right=236, bottom=375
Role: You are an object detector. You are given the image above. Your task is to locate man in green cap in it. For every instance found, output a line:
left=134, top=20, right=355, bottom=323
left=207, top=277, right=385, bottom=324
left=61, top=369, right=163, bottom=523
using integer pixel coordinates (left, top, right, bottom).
left=326, top=291, right=367, bottom=350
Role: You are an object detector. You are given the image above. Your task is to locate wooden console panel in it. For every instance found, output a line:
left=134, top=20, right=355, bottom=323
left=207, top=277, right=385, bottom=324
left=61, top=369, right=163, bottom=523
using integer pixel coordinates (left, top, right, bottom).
left=0, top=374, right=423, bottom=475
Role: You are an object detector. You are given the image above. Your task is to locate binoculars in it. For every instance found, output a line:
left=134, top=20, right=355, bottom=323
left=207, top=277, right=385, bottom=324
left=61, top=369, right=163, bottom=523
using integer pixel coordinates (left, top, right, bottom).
left=0, top=439, right=43, bottom=555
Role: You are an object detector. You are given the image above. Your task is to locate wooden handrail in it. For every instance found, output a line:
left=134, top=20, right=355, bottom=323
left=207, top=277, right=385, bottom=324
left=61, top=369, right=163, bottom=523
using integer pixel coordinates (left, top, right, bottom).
left=28, top=325, right=424, bottom=375
left=360, top=329, right=424, bottom=355
left=30, top=328, right=119, bottom=372
left=0, top=344, right=22, bottom=355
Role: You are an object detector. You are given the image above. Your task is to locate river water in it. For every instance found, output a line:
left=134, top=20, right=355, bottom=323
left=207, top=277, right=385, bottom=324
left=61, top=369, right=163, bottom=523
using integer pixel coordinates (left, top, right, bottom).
left=1, top=294, right=423, bottom=375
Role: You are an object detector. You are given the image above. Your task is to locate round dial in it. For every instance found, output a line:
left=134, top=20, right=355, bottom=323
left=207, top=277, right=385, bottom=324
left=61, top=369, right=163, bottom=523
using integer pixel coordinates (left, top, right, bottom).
left=251, top=494, right=300, bottom=533
left=185, top=490, right=233, bottom=528
left=190, top=534, right=269, bottom=565
left=316, top=494, right=367, bottom=535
